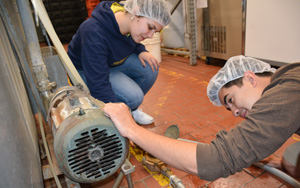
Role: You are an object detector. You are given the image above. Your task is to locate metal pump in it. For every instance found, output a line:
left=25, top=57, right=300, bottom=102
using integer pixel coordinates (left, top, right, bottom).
left=48, top=86, right=129, bottom=183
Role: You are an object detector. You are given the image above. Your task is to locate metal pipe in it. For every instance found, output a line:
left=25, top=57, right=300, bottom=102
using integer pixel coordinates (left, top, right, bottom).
left=16, top=0, right=43, bottom=67
left=112, top=148, right=132, bottom=188
left=125, top=174, right=134, bottom=188
left=161, top=48, right=191, bottom=56
left=16, top=0, right=53, bottom=110
left=111, top=171, right=124, bottom=188
left=30, top=0, right=89, bottom=94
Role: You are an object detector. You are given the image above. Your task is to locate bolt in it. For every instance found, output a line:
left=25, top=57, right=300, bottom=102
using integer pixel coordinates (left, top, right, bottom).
left=76, top=84, right=83, bottom=90
left=78, top=108, right=85, bottom=116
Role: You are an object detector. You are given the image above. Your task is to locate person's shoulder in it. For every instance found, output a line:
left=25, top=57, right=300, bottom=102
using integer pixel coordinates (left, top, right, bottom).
left=273, top=62, right=300, bottom=79
left=279, top=62, right=300, bottom=70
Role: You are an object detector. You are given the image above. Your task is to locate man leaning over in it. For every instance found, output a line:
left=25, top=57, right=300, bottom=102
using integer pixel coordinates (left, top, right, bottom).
left=103, top=55, right=300, bottom=180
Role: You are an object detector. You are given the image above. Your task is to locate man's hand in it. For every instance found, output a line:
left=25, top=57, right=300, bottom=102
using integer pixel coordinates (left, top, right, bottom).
left=103, top=104, right=198, bottom=176
left=103, top=103, right=138, bottom=137
left=138, top=51, right=159, bottom=72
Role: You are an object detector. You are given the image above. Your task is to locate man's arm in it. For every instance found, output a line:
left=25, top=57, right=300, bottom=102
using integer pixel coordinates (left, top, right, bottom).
left=103, top=102, right=198, bottom=175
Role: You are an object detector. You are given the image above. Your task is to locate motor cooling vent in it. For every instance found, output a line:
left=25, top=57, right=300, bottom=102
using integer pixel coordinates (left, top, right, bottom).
left=53, top=109, right=128, bottom=183
left=67, top=128, right=123, bottom=179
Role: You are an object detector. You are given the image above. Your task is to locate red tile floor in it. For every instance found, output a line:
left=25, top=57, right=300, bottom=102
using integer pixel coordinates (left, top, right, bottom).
left=76, top=54, right=300, bottom=188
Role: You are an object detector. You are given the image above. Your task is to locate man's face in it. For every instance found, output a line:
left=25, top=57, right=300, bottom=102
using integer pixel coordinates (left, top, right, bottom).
left=218, top=73, right=263, bottom=119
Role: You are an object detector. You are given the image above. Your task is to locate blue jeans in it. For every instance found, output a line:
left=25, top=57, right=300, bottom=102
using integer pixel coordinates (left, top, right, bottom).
left=78, top=53, right=158, bottom=110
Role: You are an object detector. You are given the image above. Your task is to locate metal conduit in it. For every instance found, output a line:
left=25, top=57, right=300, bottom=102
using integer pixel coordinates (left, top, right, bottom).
left=16, top=0, right=53, bottom=110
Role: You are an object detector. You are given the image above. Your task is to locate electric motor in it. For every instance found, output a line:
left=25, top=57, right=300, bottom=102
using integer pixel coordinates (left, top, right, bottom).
left=48, top=86, right=128, bottom=183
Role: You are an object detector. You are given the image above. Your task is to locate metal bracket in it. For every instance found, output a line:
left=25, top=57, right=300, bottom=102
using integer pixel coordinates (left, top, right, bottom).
left=121, top=159, right=135, bottom=175
left=121, top=159, right=135, bottom=188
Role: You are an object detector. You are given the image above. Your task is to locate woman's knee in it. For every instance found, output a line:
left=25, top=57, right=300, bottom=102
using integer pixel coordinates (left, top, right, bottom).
left=120, top=91, right=144, bottom=110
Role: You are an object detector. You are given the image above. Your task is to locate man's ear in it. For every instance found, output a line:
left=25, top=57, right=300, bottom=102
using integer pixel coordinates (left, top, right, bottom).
left=244, top=71, right=257, bottom=87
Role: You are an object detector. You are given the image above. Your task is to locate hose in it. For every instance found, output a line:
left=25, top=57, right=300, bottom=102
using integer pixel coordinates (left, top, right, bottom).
left=253, top=163, right=300, bottom=188
left=177, top=138, right=300, bottom=187
left=30, top=0, right=89, bottom=94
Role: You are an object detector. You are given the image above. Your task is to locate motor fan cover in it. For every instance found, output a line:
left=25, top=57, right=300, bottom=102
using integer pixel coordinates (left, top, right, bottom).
left=54, top=109, right=128, bottom=183
left=49, top=86, right=128, bottom=183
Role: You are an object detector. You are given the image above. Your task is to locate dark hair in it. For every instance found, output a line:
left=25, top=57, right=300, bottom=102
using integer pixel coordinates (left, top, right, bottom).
left=223, top=72, right=274, bottom=88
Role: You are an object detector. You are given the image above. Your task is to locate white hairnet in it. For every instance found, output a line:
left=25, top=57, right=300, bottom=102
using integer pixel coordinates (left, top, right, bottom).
left=207, top=55, right=277, bottom=106
left=124, top=0, right=171, bottom=27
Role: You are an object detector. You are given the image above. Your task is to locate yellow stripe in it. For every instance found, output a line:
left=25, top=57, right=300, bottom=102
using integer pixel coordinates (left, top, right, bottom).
left=292, top=137, right=300, bottom=142
left=292, top=133, right=300, bottom=141
left=130, top=146, right=171, bottom=187
left=112, top=56, right=128, bottom=66
left=111, top=2, right=125, bottom=13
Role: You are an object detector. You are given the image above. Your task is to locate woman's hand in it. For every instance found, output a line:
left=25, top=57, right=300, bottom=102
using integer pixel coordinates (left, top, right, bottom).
left=138, top=51, right=159, bottom=72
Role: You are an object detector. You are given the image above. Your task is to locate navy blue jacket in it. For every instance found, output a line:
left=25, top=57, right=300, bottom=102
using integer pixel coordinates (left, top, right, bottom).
left=67, top=1, right=146, bottom=102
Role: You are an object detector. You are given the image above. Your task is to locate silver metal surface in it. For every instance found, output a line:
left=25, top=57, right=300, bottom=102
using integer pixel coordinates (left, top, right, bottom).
left=0, top=3, right=44, bottom=186
left=187, top=0, right=197, bottom=65
left=48, top=86, right=104, bottom=132
left=17, top=0, right=54, bottom=101
left=197, top=0, right=243, bottom=61
left=0, top=0, right=47, bottom=119
left=163, top=0, right=198, bottom=65
left=42, top=47, right=69, bottom=90
left=169, top=175, right=186, bottom=188
left=121, top=159, right=135, bottom=175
